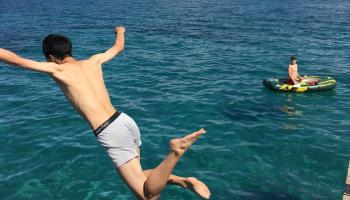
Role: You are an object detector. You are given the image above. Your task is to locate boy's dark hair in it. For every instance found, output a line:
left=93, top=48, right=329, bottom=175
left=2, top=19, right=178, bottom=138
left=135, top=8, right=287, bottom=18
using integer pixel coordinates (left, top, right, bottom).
left=42, top=34, right=72, bottom=60
left=290, top=55, right=297, bottom=62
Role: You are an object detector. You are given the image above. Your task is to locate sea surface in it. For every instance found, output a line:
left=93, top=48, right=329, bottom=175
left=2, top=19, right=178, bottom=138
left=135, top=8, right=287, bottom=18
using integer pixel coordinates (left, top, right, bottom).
left=0, top=0, right=350, bottom=199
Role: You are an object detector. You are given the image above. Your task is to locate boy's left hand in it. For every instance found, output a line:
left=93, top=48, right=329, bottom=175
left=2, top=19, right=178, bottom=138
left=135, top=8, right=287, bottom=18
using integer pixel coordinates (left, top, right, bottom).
left=115, top=26, right=125, bottom=34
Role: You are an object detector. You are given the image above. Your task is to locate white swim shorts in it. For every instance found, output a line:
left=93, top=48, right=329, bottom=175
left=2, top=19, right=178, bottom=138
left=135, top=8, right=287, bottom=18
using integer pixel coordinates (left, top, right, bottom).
left=94, top=111, right=142, bottom=168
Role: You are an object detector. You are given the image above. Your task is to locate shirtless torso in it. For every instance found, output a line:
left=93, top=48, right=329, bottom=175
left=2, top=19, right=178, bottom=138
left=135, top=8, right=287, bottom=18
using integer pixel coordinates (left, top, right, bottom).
left=0, top=26, right=210, bottom=199
left=52, top=59, right=116, bottom=130
left=1, top=27, right=127, bottom=131
left=288, top=63, right=302, bottom=85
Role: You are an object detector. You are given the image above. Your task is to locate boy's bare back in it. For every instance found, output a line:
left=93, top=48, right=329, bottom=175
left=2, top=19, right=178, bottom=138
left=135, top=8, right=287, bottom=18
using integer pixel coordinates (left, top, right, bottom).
left=0, top=26, right=125, bottom=130
left=0, top=26, right=211, bottom=199
left=52, top=58, right=116, bottom=130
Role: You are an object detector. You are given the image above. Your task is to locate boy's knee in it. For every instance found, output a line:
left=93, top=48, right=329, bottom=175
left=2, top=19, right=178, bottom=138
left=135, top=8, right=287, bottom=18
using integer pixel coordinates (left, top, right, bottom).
left=140, top=193, right=159, bottom=200
left=143, top=186, right=160, bottom=200
left=143, top=192, right=158, bottom=200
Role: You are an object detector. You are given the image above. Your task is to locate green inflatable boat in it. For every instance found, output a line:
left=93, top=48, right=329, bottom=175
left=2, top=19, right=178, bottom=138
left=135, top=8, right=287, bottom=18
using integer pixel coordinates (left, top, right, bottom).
left=263, top=76, right=336, bottom=92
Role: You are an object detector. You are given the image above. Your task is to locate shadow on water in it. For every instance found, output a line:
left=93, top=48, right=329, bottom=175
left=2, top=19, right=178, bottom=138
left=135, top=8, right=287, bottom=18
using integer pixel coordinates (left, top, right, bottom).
left=237, top=191, right=302, bottom=200
left=281, top=94, right=303, bottom=117
left=223, top=94, right=302, bottom=122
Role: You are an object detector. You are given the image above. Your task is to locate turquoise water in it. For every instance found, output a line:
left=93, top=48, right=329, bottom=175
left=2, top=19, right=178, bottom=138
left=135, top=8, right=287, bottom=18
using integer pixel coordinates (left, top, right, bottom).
left=1, top=0, right=350, bottom=199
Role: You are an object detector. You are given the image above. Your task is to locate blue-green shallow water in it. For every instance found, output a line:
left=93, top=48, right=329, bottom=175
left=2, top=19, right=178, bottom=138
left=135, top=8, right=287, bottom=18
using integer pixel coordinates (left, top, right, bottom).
left=1, top=0, right=350, bottom=199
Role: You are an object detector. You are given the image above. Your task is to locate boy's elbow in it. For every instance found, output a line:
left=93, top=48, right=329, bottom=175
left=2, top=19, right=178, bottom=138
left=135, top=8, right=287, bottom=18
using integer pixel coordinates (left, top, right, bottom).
left=116, top=44, right=124, bottom=52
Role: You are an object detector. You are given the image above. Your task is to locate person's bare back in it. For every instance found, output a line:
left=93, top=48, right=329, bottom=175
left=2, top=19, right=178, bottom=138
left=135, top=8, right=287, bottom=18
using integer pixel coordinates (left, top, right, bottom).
left=0, top=26, right=210, bottom=199
left=52, top=58, right=116, bottom=130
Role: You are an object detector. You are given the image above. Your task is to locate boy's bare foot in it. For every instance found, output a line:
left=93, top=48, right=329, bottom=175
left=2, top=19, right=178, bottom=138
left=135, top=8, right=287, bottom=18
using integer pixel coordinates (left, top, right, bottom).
left=185, top=177, right=211, bottom=199
left=169, top=128, right=206, bottom=156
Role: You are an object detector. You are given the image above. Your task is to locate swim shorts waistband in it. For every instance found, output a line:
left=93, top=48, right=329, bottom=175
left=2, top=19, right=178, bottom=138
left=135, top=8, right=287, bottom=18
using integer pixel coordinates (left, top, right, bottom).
left=94, top=111, right=121, bottom=137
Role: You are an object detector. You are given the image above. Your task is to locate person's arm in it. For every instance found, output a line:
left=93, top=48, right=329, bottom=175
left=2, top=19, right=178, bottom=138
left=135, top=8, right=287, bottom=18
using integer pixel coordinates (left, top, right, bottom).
left=89, top=26, right=125, bottom=64
left=0, top=48, right=60, bottom=74
left=296, top=71, right=302, bottom=79
left=295, top=66, right=303, bottom=79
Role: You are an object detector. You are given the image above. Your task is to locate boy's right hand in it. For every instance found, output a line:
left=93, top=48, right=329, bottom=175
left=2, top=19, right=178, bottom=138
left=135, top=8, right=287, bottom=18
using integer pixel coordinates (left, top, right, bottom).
left=115, top=26, right=125, bottom=34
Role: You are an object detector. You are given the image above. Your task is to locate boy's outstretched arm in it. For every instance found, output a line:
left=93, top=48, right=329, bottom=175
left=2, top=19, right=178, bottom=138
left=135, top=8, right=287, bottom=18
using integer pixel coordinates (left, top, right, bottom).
left=0, top=48, right=60, bottom=74
left=90, top=26, right=125, bottom=64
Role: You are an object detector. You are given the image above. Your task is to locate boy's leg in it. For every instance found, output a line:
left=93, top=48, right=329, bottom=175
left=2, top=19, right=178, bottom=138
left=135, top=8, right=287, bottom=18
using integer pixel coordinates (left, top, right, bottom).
left=117, top=129, right=206, bottom=199
left=137, top=150, right=188, bottom=188
left=143, top=169, right=187, bottom=187
left=137, top=149, right=210, bottom=199
left=143, top=169, right=210, bottom=199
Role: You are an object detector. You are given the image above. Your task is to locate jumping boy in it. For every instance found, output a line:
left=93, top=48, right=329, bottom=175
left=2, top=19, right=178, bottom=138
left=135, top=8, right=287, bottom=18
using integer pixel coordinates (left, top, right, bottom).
left=0, top=26, right=210, bottom=200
